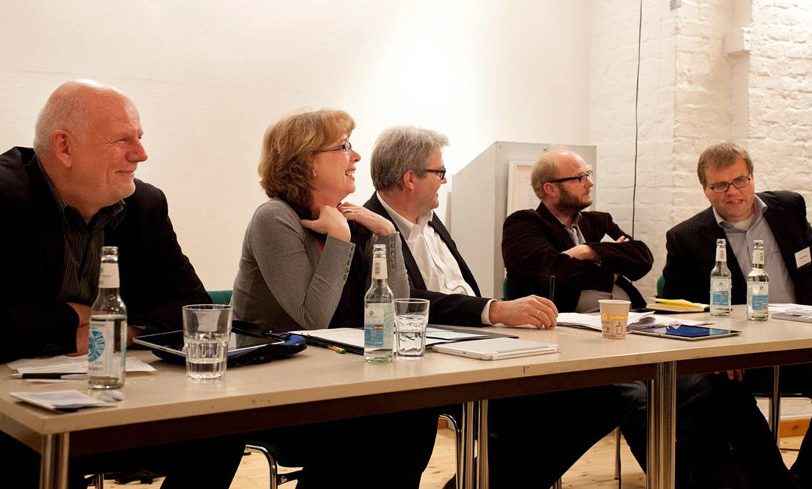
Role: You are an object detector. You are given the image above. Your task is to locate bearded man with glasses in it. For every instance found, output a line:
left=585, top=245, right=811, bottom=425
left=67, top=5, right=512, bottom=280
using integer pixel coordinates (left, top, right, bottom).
left=502, top=149, right=653, bottom=312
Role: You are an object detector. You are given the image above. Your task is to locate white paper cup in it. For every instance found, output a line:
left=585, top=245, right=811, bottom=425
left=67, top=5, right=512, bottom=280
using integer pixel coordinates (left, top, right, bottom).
left=598, top=299, right=630, bottom=339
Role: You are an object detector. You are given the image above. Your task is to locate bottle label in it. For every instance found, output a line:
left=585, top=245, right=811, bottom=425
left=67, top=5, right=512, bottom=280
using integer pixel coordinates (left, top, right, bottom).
left=749, top=283, right=769, bottom=311
left=711, top=289, right=731, bottom=307
left=750, top=293, right=769, bottom=312
left=715, top=246, right=726, bottom=262
left=753, top=249, right=765, bottom=266
left=88, top=318, right=115, bottom=375
left=364, top=303, right=393, bottom=349
left=99, top=263, right=120, bottom=288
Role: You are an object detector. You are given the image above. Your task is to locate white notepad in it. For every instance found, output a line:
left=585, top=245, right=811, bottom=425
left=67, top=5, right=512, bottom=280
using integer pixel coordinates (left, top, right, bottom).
left=431, top=338, right=559, bottom=360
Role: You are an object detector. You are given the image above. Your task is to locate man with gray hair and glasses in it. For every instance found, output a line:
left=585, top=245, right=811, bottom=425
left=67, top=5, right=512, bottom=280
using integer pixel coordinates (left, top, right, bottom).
left=663, top=141, right=812, bottom=485
left=364, top=127, right=636, bottom=487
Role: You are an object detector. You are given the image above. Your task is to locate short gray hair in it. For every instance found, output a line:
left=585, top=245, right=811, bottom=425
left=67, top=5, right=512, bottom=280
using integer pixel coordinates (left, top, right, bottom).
left=33, top=94, right=86, bottom=155
left=371, top=126, right=448, bottom=191
left=33, top=80, right=117, bottom=155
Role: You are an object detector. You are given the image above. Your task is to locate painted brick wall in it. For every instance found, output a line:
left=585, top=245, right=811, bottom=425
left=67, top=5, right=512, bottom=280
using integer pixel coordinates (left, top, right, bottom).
left=590, top=0, right=812, bottom=300
left=748, top=0, right=812, bottom=205
left=590, top=0, right=677, bottom=298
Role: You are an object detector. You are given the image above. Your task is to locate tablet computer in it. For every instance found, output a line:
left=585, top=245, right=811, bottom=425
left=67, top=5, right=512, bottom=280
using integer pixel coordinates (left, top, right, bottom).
left=134, top=330, right=282, bottom=357
left=630, top=324, right=739, bottom=341
left=431, top=338, right=559, bottom=360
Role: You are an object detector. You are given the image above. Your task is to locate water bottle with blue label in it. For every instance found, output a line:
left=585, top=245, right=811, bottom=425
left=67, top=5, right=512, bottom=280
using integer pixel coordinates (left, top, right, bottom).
left=746, top=240, right=769, bottom=321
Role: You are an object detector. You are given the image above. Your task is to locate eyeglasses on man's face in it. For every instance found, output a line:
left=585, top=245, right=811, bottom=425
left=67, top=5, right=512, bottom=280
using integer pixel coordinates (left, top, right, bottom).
left=547, top=169, right=592, bottom=185
left=706, top=175, right=752, bottom=193
left=316, top=141, right=352, bottom=155
left=425, top=168, right=447, bottom=180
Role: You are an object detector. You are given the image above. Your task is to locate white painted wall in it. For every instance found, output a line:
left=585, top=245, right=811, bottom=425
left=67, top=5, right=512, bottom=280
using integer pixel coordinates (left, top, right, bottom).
left=4, top=0, right=809, bottom=302
left=591, top=0, right=812, bottom=300
left=0, top=0, right=592, bottom=290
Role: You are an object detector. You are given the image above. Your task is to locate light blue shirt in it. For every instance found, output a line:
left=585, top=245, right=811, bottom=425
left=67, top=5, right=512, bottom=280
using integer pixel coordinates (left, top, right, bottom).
left=713, top=196, right=796, bottom=303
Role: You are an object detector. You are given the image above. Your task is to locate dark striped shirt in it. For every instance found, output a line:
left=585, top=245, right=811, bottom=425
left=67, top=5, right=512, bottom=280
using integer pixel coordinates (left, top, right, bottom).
left=37, top=162, right=125, bottom=304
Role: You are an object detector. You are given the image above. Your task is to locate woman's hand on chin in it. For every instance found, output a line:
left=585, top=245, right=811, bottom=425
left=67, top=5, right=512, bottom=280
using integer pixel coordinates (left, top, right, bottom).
left=338, top=202, right=396, bottom=236
left=301, top=206, right=351, bottom=242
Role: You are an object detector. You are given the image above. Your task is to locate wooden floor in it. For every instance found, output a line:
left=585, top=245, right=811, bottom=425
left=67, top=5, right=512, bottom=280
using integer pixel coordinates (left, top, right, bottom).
left=104, top=427, right=803, bottom=489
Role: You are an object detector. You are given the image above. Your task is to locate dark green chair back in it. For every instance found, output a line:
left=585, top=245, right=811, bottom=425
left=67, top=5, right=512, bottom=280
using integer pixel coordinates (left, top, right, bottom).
left=208, top=290, right=233, bottom=305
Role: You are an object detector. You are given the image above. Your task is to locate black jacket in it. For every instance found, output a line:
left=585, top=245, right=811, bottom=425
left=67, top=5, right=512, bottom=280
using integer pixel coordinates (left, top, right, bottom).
left=0, top=147, right=210, bottom=362
left=364, top=193, right=489, bottom=325
left=662, top=191, right=812, bottom=305
left=502, top=203, right=652, bottom=312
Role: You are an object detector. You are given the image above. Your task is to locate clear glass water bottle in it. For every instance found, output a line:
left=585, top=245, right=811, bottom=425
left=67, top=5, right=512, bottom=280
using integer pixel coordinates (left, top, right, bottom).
left=709, top=239, right=732, bottom=316
left=88, top=246, right=128, bottom=389
left=364, top=244, right=394, bottom=363
left=746, top=240, right=770, bottom=321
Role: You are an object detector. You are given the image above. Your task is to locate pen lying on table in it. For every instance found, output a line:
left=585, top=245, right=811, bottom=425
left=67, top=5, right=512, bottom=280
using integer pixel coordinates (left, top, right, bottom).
left=306, top=340, right=347, bottom=354
left=13, top=373, right=88, bottom=380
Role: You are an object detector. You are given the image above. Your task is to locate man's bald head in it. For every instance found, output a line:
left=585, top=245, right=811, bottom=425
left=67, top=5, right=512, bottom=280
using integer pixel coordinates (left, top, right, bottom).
left=33, top=80, right=132, bottom=155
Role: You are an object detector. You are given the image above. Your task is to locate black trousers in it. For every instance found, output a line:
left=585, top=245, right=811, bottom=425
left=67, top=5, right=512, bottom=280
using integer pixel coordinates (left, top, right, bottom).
left=743, top=364, right=812, bottom=484
left=0, top=431, right=245, bottom=489
left=488, top=384, right=637, bottom=488
left=253, top=407, right=440, bottom=489
left=621, top=373, right=808, bottom=489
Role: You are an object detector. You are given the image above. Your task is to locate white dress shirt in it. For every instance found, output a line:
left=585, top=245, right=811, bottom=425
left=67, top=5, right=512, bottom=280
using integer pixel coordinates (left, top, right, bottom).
left=377, top=193, right=494, bottom=323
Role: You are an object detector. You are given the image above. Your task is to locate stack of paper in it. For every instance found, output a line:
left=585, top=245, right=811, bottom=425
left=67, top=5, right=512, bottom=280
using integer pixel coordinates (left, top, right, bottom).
left=770, top=303, right=812, bottom=323
left=8, top=355, right=155, bottom=381
left=646, top=298, right=709, bottom=313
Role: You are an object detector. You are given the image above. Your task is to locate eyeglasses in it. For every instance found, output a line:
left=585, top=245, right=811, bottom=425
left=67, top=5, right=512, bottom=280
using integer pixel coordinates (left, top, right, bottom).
left=316, top=141, right=352, bottom=154
left=425, top=168, right=447, bottom=179
left=707, top=175, right=752, bottom=193
left=547, top=169, right=592, bottom=185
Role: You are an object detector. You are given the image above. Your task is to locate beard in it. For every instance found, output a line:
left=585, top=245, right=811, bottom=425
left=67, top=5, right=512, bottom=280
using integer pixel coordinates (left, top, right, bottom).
left=557, top=186, right=591, bottom=213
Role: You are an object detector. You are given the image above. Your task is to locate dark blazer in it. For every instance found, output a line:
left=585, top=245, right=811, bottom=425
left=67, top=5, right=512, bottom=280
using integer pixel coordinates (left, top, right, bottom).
left=364, top=193, right=489, bottom=325
left=662, top=191, right=812, bottom=305
left=0, top=147, right=210, bottom=363
left=502, top=203, right=652, bottom=312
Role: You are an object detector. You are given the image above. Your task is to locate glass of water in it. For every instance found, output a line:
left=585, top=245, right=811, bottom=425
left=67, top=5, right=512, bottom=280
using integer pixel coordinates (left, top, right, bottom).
left=394, top=299, right=430, bottom=358
left=182, top=304, right=232, bottom=382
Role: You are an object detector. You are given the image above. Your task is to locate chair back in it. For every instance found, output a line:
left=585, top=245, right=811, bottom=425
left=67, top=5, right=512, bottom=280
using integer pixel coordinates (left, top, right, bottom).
left=208, top=290, right=233, bottom=305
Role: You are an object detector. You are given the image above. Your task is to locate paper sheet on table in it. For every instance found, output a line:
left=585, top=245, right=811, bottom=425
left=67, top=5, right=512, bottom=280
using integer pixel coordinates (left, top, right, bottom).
left=293, top=326, right=494, bottom=350
left=769, top=303, right=812, bottom=323
left=8, top=356, right=156, bottom=375
left=557, top=311, right=709, bottom=332
left=10, top=390, right=117, bottom=412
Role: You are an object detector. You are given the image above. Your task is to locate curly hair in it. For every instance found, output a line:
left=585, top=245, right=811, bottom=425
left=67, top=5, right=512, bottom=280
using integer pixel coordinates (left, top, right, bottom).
left=259, top=110, right=355, bottom=209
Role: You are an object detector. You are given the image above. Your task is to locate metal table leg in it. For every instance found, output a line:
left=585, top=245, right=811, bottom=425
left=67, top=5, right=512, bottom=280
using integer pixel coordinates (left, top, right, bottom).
left=40, top=433, right=69, bottom=489
left=477, top=399, right=489, bottom=489
left=770, top=365, right=781, bottom=445
left=647, top=362, right=676, bottom=489
left=461, top=400, right=477, bottom=489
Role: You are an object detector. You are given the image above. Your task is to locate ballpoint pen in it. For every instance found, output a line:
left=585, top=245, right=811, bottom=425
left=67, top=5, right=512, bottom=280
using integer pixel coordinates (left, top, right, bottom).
left=549, top=275, right=556, bottom=303
left=16, top=373, right=88, bottom=380
left=326, top=345, right=347, bottom=354
left=309, top=340, right=347, bottom=354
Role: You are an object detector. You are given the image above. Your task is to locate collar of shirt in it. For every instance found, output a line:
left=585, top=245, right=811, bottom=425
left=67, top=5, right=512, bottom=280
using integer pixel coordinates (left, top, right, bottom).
left=376, top=191, right=433, bottom=239
left=713, top=195, right=766, bottom=232
left=36, top=158, right=127, bottom=231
